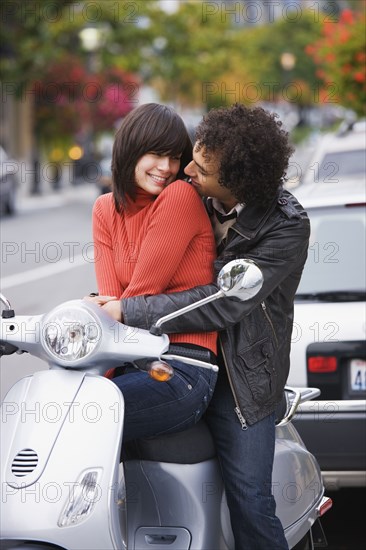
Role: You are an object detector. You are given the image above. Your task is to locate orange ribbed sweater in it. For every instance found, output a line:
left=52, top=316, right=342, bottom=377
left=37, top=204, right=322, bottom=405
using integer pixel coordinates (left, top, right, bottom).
left=92, top=180, right=217, bottom=354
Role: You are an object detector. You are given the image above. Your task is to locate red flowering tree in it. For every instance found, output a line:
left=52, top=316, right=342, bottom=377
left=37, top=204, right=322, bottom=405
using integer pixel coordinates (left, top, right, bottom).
left=33, top=56, right=139, bottom=150
left=305, top=9, right=366, bottom=117
left=88, top=67, right=139, bottom=132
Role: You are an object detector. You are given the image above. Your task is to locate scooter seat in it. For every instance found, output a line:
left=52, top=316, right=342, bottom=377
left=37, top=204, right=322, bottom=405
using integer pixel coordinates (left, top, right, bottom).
left=122, top=419, right=216, bottom=464
left=123, top=394, right=287, bottom=463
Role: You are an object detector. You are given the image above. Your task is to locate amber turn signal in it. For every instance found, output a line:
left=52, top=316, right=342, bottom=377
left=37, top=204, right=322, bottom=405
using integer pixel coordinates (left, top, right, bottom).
left=148, top=361, right=174, bottom=382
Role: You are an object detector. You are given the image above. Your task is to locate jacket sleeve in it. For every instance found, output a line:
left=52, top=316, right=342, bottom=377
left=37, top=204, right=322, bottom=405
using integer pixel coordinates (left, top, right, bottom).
left=121, top=211, right=310, bottom=333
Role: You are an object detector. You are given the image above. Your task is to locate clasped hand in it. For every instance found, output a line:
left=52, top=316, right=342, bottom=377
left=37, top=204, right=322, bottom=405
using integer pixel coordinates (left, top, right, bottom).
left=83, top=295, right=122, bottom=322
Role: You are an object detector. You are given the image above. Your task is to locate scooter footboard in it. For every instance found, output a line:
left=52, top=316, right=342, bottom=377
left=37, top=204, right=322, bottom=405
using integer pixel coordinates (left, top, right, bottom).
left=124, top=459, right=230, bottom=550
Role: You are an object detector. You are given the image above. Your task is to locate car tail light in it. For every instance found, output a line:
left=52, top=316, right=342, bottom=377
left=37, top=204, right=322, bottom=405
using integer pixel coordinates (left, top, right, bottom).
left=308, top=356, right=338, bottom=373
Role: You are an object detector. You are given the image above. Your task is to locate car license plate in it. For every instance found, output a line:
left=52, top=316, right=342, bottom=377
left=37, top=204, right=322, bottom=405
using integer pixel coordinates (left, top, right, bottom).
left=349, top=359, right=366, bottom=392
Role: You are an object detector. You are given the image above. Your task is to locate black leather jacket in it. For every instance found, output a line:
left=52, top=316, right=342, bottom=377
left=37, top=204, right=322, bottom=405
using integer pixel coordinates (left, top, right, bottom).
left=122, top=188, right=310, bottom=427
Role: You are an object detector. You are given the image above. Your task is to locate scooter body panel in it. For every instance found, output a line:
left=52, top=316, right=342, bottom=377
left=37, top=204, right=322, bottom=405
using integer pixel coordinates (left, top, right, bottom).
left=124, top=459, right=229, bottom=550
left=273, top=423, right=324, bottom=547
left=0, top=290, right=330, bottom=550
left=0, top=370, right=325, bottom=550
left=123, top=422, right=324, bottom=550
left=1, top=371, right=126, bottom=550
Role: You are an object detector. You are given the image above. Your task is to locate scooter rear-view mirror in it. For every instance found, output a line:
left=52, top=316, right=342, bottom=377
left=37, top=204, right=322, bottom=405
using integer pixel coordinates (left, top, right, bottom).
left=217, top=259, right=263, bottom=300
left=150, top=259, right=263, bottom=335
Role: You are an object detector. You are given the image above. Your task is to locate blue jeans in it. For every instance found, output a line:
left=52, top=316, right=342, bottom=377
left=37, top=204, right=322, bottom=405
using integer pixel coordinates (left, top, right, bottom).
left=205, top=368, right=289, bottom=550
left=112, top=360, right=217, bottom=442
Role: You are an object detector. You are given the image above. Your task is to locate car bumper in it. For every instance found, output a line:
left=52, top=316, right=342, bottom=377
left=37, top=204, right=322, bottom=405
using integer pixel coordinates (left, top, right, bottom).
left=293, top=400, right=366, bottom=490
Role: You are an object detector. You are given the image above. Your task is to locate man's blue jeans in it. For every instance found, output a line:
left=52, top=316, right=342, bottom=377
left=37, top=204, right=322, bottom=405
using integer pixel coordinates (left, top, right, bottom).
left=112, top=360, right=217, bottom=442
left=205, top=368, right=289, bottom=550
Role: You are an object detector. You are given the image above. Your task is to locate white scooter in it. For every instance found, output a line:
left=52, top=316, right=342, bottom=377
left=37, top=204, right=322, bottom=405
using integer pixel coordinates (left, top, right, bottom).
left=0, top=259, right=332, bottom=550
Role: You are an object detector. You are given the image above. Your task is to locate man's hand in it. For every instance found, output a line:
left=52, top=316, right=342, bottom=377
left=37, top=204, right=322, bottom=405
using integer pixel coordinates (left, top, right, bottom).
left=102, top=300, right=122, bottom=322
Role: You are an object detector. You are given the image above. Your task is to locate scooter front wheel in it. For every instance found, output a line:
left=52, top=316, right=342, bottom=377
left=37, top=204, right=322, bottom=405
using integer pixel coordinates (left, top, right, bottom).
left=292, top=518, right=328, bottom=550
left=292, top=530, right=313, bottom=550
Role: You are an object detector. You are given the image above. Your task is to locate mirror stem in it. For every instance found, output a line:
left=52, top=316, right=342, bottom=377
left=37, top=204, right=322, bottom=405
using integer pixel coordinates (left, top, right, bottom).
left=150, top=290, right=224, bottom=335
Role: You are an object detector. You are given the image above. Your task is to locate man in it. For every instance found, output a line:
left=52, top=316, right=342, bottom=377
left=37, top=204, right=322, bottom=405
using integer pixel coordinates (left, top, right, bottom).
left=102, top=103, right=310, bottom=549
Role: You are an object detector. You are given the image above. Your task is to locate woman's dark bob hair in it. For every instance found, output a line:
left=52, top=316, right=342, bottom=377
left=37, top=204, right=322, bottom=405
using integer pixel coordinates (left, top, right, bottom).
left=112, top=103, right=192, bottom=211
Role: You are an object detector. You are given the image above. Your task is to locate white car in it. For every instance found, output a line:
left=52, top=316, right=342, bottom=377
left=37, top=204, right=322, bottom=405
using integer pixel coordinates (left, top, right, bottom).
left=288, top=178, right=366, bottom=489
left=301, top=119, right=366, bottom=186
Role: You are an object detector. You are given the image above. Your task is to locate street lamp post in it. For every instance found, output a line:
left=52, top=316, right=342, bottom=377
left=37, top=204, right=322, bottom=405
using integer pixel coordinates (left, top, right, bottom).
left=279, top=52, right=301, bottom=127
left=280, top=52, right=297, bottom=98
left=76, top=25, right=108, bottom=185
left=79, top=26, right=105, bottom=72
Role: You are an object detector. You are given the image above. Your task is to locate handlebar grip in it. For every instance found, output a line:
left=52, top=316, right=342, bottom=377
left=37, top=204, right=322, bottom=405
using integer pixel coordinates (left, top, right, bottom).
left=0, top=341, right=19, bottom=356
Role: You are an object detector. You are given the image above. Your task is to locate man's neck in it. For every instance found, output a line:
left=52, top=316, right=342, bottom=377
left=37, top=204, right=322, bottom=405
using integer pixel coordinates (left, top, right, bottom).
left=222, top=200, right=237, bottom=212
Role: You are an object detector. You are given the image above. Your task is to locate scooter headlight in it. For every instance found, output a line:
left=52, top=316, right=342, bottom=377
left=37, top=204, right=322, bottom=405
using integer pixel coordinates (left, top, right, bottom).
left=42, top=304, right=101, bottom=362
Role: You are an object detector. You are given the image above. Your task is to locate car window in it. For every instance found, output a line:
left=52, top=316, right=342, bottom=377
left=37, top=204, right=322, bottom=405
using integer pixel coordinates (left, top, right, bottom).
left=297, top=205, right=366, bottom=294
left=313, top=150, right=366, bottom=183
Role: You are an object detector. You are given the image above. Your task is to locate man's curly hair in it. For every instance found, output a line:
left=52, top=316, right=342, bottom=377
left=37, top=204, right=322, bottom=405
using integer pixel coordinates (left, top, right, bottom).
left=195, top=103, right=294, bottom=208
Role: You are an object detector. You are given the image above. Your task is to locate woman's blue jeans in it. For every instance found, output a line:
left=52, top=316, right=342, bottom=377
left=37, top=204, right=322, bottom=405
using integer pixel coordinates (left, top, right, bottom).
left=112, top=360, right=217, bottom=442
left=205, top=368, right=289, bottom=550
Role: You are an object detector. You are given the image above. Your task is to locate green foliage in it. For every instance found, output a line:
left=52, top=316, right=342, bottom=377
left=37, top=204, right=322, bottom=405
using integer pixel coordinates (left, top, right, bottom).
left=144, top=0, right=235, bottom=107
left=138, top=2, right=325, bottom=110
left=202, top=9, right=324, bottom=109
left=0, top=0, right=162, bottom=93
left=0, top=0, right=159, bottom=145
left=1, top=0, right=77, bottom=95
left=2, top=0, right=363, bottom=146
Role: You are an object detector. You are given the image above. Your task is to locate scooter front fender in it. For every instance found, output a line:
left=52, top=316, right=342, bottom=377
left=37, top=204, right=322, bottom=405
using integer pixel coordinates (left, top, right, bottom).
left=1, top=370, right=125, bottom=550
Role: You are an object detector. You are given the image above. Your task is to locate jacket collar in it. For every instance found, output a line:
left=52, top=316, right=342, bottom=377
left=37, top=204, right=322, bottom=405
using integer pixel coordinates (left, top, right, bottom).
left=205, top=189, right=281, bottom=241
left=234, top=194, right=278, bottom=239
left=206, top=197, right=245, bottom=218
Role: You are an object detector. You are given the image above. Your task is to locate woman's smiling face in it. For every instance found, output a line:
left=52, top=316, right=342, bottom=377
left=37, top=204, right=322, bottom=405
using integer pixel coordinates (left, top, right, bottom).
left=135, top=152, right=181, bottom=195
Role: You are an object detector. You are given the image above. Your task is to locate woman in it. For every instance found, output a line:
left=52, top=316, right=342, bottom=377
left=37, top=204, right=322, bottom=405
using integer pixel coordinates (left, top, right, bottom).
left=89, top=103, right=217, bottom=442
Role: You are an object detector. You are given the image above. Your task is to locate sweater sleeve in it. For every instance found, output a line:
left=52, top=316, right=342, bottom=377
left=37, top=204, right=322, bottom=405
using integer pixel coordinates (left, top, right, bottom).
left=93, top=195, right=124, bottom=297
left=121, top=181, right=212, bottom=298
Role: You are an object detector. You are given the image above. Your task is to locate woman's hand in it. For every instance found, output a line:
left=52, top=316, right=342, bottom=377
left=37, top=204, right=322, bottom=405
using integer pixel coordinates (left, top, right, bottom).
left=83, top=295, right=122, bottom=321
left=83, top=295, right=117, bottom=306
left=102, top=300, right=122, bottom=322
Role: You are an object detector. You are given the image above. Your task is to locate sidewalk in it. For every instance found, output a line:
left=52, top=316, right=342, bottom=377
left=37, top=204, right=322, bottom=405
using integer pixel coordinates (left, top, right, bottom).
left=17, top=182, right=99, bottom=212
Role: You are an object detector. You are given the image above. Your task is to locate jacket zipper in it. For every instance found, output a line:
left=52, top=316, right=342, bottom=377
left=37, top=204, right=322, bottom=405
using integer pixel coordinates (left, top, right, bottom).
left=261, top=301, right=279, bottom=347
left=220, top=337, right=248, bottom=430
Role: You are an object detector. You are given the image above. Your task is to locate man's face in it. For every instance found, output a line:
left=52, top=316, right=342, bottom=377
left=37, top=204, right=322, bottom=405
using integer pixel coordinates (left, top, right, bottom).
left=184, top=144, right=237, bottom=209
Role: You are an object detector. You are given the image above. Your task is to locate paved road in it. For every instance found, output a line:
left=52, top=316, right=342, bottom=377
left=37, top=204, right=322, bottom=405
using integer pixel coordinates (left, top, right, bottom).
left=323, top=488, right=365, bottom=549
left=0, top=183, right=98, bottom=400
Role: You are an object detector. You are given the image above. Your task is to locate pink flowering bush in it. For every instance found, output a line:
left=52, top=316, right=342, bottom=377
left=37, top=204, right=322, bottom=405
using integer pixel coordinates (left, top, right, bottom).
left=305, top=9, right=366, bottom=116
left=33, top=56, right=139, bottom=147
